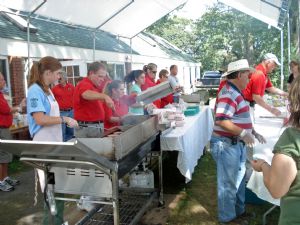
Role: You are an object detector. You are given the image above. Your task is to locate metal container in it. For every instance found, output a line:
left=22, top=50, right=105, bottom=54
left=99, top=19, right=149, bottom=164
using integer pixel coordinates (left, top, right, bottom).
left=136, top=81, right=173, bottom=104
left=0, top=115, right=163, bottom=225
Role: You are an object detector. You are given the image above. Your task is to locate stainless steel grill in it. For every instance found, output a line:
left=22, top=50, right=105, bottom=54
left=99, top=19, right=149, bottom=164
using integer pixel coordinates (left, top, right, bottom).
left=77, top=192, right=156, bottom=225
left=0, top=115, right=166, bottom=225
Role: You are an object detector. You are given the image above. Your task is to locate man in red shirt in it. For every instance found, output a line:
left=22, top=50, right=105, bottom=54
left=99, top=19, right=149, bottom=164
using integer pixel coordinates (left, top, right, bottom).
left=0, top=73, right=21, bottom=191
left=73, top=62, right=114, bottom=138
left=141, top=63, right=161, bottom=108
left=243, top=53, right=287, bottom=116
left=52, top=71, right=75, bottom=141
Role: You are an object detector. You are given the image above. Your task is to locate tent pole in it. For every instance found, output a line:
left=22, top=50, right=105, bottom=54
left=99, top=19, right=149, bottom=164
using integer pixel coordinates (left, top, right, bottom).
left=287, top=12, right=291, bottom=65
left=130, top=38, right=133, bottom=63
left=280, top=29, right=284, bottom=90
left=26, top=0, right=47, bottom=96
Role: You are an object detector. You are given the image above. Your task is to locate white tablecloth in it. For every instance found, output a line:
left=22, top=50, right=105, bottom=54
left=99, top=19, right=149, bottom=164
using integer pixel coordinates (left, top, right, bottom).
left=247, top=105, right=287, bottom=206
left=160, top=106, right=214, bottom=182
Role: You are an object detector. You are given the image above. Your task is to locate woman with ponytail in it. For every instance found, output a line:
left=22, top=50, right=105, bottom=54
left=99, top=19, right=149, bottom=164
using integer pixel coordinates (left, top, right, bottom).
left=103, top=80, right=135, bottom=129
left=27, top=56, right=78, bottom=225
left=124, top=70, right=145, bottom=115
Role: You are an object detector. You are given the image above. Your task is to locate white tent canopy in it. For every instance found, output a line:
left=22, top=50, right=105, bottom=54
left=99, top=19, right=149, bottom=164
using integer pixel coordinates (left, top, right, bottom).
left=0, top=0, right=187, bottom=38
left=219, top=0, right=288, bottom=29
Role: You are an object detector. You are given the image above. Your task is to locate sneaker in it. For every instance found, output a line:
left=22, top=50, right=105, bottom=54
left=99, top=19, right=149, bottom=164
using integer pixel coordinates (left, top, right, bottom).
left=0, top=181, right=14, bottom=192
left=3, top=176, right=20, bottom=186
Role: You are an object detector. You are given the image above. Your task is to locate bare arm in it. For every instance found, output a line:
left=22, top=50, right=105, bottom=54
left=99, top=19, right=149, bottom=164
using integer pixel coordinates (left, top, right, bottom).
left=216, top=120, right=243, bottom=136
left=253, top=94, right=281, bottom=116
left=109, top=116, right=121, bottom=123
left=266, top=86, right=288, bottom=96
left=32, top=112, right=78, bottom=128
left=32, top=112, right=62, bottom=126
left=82, top=90, right=115, bottom=110
left=253, top=94, right=272, bottom=111
left=216, top=120, right=255, bottom=146
left=252, top=154, right=297, bottom=198
left=82, top=90, right=109, bottom=101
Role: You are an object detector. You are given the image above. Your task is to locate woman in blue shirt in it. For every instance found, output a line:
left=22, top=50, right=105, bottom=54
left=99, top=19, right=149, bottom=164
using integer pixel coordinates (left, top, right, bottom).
left=124, top=70, right=145, bottom=115
left=27, top=56, right=77, bottom=225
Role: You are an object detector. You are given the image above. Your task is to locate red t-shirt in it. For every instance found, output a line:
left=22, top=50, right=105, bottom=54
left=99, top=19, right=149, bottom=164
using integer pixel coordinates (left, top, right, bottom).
left=52, top=83, right=75, bottom=110
left=103, top=95, right=135, bottom=129
left=0, top=92, right=12, bottom=128
left=141, top=74, right=156, bottom=91
left=243, top=64, right=273, bottom=102
left=156, top=80, right=173, bottom=108
left=141, top=74, right=161, bottom=108
left=74, top=77, right=105, bottom=121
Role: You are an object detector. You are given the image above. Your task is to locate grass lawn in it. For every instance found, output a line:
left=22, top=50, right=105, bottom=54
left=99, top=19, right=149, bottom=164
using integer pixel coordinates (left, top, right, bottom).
left=166, top=152, right=280, bottom=225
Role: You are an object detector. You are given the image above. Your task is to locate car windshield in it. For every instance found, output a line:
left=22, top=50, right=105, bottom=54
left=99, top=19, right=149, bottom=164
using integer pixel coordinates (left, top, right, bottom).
left=203, top=71, right=221, bottom=78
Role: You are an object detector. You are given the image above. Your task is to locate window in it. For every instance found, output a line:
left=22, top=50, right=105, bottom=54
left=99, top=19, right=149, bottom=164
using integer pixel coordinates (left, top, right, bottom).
left=106, top=63, right=125, bottom=80
left=61, top=60, right=87, bottom=86
left=62, top=65, right=82, bottom=86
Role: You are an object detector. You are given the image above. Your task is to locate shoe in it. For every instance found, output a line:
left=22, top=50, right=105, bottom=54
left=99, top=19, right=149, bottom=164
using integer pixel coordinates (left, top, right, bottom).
left=0, top=181, right=14, bottom=192
left=3, top=176, right=20, bottom=186
left=237, top=211, right=256, bottom=220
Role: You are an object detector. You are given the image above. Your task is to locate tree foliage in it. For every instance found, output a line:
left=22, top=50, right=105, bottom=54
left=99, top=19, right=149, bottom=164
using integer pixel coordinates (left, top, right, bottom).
left=147, top=3, right=296, bottom=88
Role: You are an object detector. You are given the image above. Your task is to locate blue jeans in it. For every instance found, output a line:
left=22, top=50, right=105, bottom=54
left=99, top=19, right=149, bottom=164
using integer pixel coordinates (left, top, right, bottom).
left=60, top=110, right=74, bottom=142
left=210, top=136, right=247, bottom=223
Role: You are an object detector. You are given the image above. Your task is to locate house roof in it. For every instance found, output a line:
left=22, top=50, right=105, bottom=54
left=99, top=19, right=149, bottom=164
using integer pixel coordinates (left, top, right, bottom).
left=0, top=0, right=187, bottom=38
left=0, top=13, right=136, bottom=54
left=0, top=13, right=196, bottom=62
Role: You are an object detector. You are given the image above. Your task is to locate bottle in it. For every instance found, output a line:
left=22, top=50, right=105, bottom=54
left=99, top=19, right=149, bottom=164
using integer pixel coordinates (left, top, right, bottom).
left=129, top=162, right=154, bottom=188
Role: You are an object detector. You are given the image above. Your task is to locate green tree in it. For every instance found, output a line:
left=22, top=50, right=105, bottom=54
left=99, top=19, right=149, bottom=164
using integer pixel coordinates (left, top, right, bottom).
left=148, top=3, right=295, bottom=88
left=147, top=15, right=197, bottom=57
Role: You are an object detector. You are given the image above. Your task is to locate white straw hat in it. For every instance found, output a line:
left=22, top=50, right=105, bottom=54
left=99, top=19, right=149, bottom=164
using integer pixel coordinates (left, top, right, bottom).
left=222, top=59, right=255, bottom=77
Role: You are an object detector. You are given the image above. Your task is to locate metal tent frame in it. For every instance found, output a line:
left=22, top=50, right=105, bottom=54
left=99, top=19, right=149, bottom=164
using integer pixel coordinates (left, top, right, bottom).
left=219, top=0, right=290, bottom=89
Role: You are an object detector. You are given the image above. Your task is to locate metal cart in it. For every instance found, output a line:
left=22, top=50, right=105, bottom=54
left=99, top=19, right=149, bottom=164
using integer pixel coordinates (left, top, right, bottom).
left=0, top=116, right=167, bottom=225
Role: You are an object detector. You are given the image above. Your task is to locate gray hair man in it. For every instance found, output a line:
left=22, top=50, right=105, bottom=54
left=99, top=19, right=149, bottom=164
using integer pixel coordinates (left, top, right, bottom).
left=243, top=53, right=288, bottom=116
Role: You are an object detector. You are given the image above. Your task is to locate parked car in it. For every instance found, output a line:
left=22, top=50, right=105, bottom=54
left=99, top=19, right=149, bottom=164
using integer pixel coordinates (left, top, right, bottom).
left=196, top=71, right=222, bottom=87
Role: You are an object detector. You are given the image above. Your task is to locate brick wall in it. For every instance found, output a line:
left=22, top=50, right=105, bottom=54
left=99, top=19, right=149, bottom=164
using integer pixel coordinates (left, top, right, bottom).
left=9, top=56, right=25, bottom=105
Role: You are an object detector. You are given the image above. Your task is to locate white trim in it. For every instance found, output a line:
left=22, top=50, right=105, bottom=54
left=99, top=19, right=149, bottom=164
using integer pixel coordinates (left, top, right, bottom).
left=0, top=38, right=198, bottom=67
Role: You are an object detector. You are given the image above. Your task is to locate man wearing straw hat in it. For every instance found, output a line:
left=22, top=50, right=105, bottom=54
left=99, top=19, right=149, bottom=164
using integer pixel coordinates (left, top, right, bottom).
left=211, top=59, right=265, bottom=224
